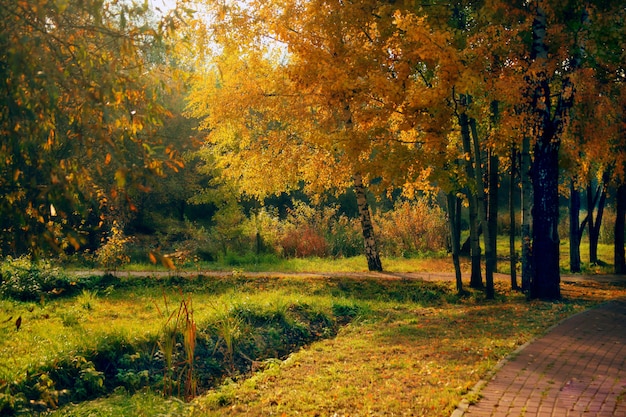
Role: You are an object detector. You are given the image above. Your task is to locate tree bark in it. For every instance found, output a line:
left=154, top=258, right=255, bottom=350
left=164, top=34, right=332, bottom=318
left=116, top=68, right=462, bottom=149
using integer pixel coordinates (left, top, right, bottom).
left=457, top=95, right=483, bottom=289
left=531, top=124, right=561, bottom=300
left=343, top=102, right=383, bottom=272
left=488, top=149, right=499, bottom=275
left=447, top=192, right=464, bottom=294
left=587, top=173, right=609, bottom=265
left=509, top=146, right=519, bottom=290
left=615, top=183, right=626, bottom=274
left=569, top=180, right=582, bottom=273
left=520, top=135, right=533, bottom=294
left=528, top=6, right=574, bottom=300
left=470, top=117, right=495, bottom=299
left=353, top=172, right=383, bottom=272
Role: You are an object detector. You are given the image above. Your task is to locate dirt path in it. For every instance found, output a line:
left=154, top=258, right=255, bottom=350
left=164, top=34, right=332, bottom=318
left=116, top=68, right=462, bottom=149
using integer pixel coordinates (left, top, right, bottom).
left=70, top=269, right=626, bottom=285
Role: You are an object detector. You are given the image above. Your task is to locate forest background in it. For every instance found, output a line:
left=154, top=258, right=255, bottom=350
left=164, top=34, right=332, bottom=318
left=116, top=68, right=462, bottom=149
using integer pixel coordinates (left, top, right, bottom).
left=1, top=0, right=626, bottom=300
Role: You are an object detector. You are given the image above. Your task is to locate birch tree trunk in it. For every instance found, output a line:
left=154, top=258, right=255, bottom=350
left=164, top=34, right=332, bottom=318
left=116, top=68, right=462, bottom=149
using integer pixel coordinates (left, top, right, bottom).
left=353, top=172, right=383, bottom=272
left=343, top=102, right=382, bottom=272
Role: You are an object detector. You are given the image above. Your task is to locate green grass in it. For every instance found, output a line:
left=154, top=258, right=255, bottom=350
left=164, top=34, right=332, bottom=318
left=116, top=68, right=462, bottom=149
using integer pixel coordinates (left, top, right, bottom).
left=184, top=280, right=625, bottom=417
left=108, top=234, right=617, bottom=277
left=2, top=271, right=625, bottom=416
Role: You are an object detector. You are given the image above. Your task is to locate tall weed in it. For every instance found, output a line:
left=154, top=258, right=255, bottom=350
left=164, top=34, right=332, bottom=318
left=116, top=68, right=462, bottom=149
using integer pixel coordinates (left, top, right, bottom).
left=154, top=293, right=198, bottom=400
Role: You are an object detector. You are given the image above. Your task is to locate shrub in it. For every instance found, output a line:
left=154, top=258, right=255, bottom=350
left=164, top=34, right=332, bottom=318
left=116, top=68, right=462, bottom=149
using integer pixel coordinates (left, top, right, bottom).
left=0, top=256, right=71, bottom=301
left=275, top=202, right=335, bottom=258
left=280, top=226, right=329, bottom=258
left=374, top=199, right=449, bottom=257
left=326, top=215, right=363, bottom=258
left=95, top=222, right=133, bottom=271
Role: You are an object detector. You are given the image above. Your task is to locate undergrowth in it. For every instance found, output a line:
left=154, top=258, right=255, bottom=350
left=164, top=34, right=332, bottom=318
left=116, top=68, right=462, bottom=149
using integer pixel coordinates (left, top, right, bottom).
left=1, top=268, right=624, bottom=417
left=0, top=275, right=370, bottom=416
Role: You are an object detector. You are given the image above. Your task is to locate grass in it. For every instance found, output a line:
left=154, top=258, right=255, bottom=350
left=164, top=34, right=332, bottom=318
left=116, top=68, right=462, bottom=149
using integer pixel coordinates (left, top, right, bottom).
left=115, top=254, right=457, bottom=275
left=2, top=269, right=624, bottom=416
left=106, top=234, right=617, bottom=278
left=187, top=281, right=616, bottom=417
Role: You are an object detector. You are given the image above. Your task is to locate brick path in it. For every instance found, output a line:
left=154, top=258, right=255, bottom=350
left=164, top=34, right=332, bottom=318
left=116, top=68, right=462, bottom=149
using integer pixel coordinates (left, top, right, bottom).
left=455, top=298, right=626, bottom=417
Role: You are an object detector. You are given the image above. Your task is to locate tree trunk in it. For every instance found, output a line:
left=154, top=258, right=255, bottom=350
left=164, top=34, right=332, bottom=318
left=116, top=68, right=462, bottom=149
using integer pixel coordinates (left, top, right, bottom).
left=343, top=101, right=383, bottom=272
left=528, top=6, right=573, bottom=300
left=531, top=130, right=561, bottom=300
left=521, top=135, right=533, bottom=294
left=470, top=117, right=495, bottom=299
left=615, top=183, right=626, bottom=274
left=569, top=180, right=582, bottom=273
left=509, top=146, right=519, bottom=290
left=468, top=203, right=483, bottom=288
left=587, top=173, right=609, bottom=265
left=458, top=96, right=483, bottom=289
left=353, top=172, right=383, bottom=272
left=447, top=192, right=464, bottom=294
left=488, top=149, right=499, bottom=274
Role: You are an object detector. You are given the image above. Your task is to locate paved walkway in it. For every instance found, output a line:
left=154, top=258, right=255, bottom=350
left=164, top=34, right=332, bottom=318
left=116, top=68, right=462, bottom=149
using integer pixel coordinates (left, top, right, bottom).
left=454, top=298, right=626, bottom=417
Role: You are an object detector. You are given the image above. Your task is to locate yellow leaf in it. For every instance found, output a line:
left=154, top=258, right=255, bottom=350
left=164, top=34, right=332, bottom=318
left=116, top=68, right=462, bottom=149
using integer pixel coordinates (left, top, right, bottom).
left=114, top=169, right=126, bottom=188
left=162, top=256, right=175, bottom=270
left=68, top=236, right=81, bottom=250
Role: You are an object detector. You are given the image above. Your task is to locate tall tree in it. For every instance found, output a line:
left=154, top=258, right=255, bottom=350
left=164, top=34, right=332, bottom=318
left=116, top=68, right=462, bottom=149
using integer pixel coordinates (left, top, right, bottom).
left=524, top=1, right=595, bottom=299
left=586, top=172, right=610, bottom=264
left=569, top=178, right=583, bottom=272
left=446, top=192, right=464, bottom=294
left=187, top=1, right=463, bottom=271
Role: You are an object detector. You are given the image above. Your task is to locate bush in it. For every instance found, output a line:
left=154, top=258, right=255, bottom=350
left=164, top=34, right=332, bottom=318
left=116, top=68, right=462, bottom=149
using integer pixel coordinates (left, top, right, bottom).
left=326, top=215, right=363, bottom=258
left=95, top=222, right=133, bottom=271
left=0, top=256, right=72, bottom=301
left=280, top=226, right=329, bottom=258
left=374, top=199, right=449, bottom=257
left=274, top=202, right=333, bottom=258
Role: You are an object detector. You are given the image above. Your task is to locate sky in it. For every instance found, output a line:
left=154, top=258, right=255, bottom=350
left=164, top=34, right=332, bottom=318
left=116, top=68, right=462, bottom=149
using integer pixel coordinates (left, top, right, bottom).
left=149, top=0, right=178, bottom=15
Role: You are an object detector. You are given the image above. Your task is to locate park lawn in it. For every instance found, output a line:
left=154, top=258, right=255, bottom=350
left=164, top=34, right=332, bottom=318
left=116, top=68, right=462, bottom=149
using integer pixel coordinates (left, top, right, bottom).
left=19, top=273, right=623, bottom=417
left=112, top=235, right=617, bottom=277
left=187, top=280, right=624, bottom=417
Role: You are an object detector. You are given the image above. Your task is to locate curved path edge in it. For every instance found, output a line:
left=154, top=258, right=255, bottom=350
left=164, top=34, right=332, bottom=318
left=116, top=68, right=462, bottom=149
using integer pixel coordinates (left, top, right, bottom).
left=451, top=297, right=626, bottom=417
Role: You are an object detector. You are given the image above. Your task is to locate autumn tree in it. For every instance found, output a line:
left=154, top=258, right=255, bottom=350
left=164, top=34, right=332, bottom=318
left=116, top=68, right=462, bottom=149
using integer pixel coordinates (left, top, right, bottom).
left=466, top=0, right=611, bottom=299
left=0, top=0, right=185, bottom=256
left=187, top=1, right=462, bottom=271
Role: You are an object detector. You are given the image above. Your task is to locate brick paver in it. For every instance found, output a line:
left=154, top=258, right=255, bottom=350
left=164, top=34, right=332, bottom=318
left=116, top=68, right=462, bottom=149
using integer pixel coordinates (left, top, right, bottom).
left=457, top=299, right=626, bottom=417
